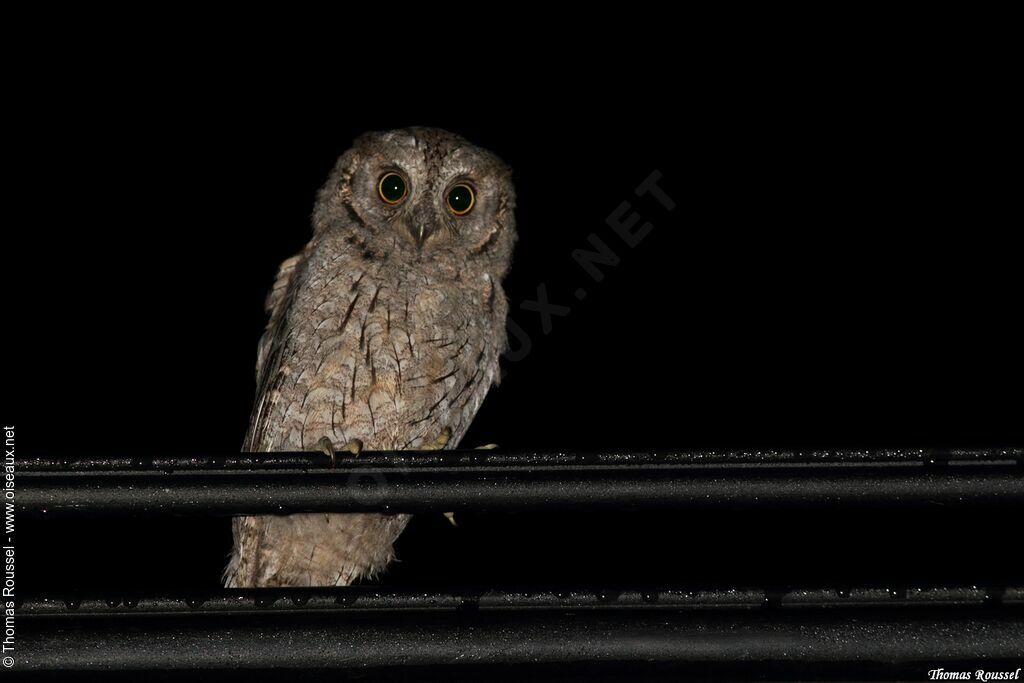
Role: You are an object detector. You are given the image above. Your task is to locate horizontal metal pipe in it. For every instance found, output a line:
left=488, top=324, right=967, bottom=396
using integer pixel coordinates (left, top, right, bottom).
left=15, top=449, right=1024, bottom=516
left=18, top=601, right=1024, bottom=671
left=17, top=447, right=1024, bottom=471
left=17, top=585, right=1024, bottom=615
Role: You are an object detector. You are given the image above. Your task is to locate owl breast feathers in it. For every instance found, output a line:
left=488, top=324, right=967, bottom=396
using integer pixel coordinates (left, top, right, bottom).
left=224, top=127, right=516, bottom=587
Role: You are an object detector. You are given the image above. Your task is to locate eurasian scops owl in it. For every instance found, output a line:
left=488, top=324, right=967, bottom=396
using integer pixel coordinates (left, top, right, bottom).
left=224, top=127, right=516, bottom=587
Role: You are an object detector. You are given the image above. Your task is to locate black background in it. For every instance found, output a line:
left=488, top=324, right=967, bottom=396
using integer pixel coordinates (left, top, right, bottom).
left=7, top=59, right=1020, bottom=597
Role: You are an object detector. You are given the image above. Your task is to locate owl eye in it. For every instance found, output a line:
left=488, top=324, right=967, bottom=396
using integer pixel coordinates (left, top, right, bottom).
left=377, top=172, right=408, bottom=204
left=446, top=184, right=475, bottom=216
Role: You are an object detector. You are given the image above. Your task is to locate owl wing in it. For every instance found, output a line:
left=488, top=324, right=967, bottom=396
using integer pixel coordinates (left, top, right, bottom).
left=244, top=251, right=306, bottom=451
left=255, top=252, right=304, bottom=383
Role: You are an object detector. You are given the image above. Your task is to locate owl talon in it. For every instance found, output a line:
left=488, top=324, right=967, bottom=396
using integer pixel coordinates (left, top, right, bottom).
left=475, top=443, right=499, bottom=450
left=421, top=426, right=452, bottom=451
left=315, top=436, right=336, bottom=467
left=444, top=511, right=458, bottom=527
left=315, top=436, right=363, bottom=468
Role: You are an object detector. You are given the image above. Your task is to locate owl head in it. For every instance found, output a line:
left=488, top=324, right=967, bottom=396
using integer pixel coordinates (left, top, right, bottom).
left=313, top=127, right=516, bottom=279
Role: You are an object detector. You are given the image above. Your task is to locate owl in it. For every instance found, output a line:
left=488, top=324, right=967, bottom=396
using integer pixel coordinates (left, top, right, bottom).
left=223, top=128, right=516, bottom=587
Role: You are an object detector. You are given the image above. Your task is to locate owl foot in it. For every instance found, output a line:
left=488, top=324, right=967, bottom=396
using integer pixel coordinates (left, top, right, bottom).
left=315, top=436, right=363, bottom=467
left=421, top=426, right=452, bottom=451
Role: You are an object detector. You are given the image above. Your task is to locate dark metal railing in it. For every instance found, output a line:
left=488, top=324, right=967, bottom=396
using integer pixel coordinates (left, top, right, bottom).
left=17, top=586, right=1024, bottom=673
left=16, top=447, right=1024, bottom=516
left=14, top=447, right=1024, bottom=677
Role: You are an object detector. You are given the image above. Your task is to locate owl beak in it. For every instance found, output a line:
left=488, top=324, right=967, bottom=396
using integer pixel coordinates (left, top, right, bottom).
left=407, top=209, right=434, bottom=249
left=405, top=222, right=430, bottom=249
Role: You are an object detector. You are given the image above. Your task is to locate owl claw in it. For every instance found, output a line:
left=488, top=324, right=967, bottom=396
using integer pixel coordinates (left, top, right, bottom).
left=315, top=436, right=363, bottom=468
left=421, top=426, right=452, bottom=451
left=315, top=437, right=336, bottom=467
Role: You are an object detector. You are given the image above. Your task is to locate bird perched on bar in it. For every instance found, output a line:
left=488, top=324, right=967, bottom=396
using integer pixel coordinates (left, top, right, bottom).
left=224, top=128, right=516, bottom=587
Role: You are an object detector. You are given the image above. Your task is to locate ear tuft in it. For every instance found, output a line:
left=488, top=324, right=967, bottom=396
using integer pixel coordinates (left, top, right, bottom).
left=312, top=148, right=360, bottom=234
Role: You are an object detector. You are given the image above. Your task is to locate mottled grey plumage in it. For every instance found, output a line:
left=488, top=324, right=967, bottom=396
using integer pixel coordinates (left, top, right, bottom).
left=224, top=128, right=516, bottom=587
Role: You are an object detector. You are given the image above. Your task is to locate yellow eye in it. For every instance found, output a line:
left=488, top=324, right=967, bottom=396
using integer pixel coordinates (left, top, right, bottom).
left=446, top=184, right=475, bottom=215
left=378, top=172, right=408, bottom=204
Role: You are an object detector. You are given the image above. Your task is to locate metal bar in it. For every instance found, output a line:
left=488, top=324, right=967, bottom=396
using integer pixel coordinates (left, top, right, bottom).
left=16, top=448, right=1024, bottom=516
left=18, top=447, right=1024, bottom=470
left=16, top=587, right=1024, bottom=672
left=17, top=585, right=1024, bottom=615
